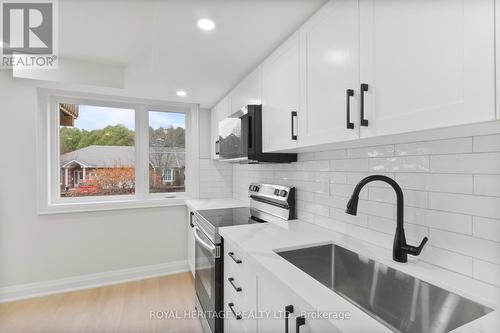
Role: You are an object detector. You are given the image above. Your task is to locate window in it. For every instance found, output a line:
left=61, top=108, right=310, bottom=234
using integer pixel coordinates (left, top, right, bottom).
left=39, top=92, right=196, bottom=213
left=163, top=168, right=174, bottom=182
left=149, top=111, right=186, bottom=193
left=59, top=104, right=135, bottom=197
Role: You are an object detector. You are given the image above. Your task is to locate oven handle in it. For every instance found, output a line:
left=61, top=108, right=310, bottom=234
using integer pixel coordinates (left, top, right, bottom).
left=193, top=226, right=216, bottom=252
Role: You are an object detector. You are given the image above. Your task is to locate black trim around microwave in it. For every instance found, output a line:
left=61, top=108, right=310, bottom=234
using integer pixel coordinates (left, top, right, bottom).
left=241, top=105, right=297, bottom=163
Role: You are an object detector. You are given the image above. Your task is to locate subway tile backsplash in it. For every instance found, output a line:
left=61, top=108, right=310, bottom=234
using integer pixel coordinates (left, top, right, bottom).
left=230, top=134, right=500, bottom=287
left=198, top=158, right=233, bottom=199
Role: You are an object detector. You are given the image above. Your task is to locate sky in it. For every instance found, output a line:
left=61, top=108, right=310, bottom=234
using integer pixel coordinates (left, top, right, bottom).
left=73, top=105, right=185, bottom=130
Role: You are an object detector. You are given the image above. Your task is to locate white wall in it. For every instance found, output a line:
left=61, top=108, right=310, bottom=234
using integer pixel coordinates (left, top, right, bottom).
left=0, top=72, right=187, bottom=296
left=233, top=135, right=500, bottom=287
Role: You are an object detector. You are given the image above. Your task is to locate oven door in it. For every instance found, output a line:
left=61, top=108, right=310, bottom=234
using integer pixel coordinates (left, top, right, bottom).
left=193, top=225, right=222, bottom=333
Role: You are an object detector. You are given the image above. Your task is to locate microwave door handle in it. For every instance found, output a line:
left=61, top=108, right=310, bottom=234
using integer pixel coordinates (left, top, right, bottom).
left=247, top=116, right=252, bottom=149
left=193, top=226, right=216, bottom=253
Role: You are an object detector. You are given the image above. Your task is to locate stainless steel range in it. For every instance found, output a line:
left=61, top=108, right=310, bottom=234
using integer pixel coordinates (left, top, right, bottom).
left=191, top=183, right=296, bottom=333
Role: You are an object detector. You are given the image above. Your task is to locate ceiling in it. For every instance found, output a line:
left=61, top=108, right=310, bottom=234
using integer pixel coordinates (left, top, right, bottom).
left=58, top=0, right=326, bottom=108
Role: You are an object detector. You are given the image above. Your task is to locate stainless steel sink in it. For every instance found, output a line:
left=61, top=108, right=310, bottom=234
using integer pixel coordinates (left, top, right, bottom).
left=276, top=244, right=493, bottom=333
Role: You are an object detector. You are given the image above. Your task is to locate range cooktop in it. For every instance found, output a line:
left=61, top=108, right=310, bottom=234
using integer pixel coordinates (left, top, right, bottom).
left=196, top=207, right=266, bottom=228
left=192, top=184, right=295, bottom=244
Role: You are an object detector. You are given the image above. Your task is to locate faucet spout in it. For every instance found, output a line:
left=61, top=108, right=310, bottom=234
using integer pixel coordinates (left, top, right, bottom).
left=345, top=175, right=428, bottom=263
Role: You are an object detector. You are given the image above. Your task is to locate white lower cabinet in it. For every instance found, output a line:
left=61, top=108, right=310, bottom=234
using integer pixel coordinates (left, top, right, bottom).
left=257, top=270, right=338, bottom=333
left=223, top=239, right=336, bottom=333
left=224, top=241, right=257, bottom=332
left=187, top=210, right=195, bottom=277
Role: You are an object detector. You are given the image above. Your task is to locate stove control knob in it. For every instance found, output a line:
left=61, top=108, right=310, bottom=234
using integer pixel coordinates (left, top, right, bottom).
left=249, top=185, right=254, bottom=191
left=274, top=189, right=280, bottom=196
left=254, top=186, right=259, bottom=192
left=279, top=190, right=288, bottom=197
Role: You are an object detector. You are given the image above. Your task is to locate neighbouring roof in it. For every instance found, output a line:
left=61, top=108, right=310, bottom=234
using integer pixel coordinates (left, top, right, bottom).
left=60, top=145, right=185, bottom=169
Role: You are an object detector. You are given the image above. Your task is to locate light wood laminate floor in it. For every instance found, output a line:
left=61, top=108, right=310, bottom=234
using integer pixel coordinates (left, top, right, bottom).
left=0, top=272, right=203, bottom=333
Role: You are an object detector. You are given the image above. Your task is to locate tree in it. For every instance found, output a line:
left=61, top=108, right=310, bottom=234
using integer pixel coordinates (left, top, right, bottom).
left=93, top=161, right=135, bottom=195
left=59, top=125, right=135, bottom=153
left=149, top=126, right=185, bottom=148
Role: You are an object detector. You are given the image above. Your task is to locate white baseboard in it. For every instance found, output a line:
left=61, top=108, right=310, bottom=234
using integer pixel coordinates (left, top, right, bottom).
left=0, top=260, right=188, bottom=303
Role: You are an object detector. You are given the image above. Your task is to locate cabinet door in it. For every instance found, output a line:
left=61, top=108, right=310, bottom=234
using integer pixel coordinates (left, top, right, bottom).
left=187, top=210, right=195, bottom=278
left=257, top=272, right=338, bottom=333
left=257, top=273, right=299, bottom=333
left=299, top=0, right=360, bottom=146
left=359, top=0, right=495, bottom=137
left=262, top=32, right=300, bottom=152
left=210, top=106, right=219, bottom=160
left=496, top=0, right=500, bottom=120
left=230, top=67, right=262, bottom=112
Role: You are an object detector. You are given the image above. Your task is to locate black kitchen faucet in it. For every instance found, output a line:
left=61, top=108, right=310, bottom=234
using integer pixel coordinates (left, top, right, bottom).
left=345, top=175, right=428, bottom=263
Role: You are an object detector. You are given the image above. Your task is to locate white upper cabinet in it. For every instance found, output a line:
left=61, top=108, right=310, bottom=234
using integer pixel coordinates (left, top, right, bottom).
left=262, top=32, right=300, bottom=152
left=359, top=0, right=496, bottom=138
left=298, top=0, right=360, bottom=147
left=496, top=0, right=500, bottom=120
left=214, top=0, right=498, bottom=154
left=230, top=67, right=262, bottom=113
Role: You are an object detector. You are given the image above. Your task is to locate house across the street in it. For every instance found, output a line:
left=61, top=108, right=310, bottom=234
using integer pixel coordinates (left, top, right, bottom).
left=60, top=145, right=185, bottom=195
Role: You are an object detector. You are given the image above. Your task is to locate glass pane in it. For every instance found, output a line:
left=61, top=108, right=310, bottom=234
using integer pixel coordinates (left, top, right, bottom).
left=59, top=104, right=135, bottom=197
left=149, top=111, right=186, bottom=193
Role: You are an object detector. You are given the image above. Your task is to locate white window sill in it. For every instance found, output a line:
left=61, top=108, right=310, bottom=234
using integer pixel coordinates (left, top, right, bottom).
left=38, top=198, right=188, bottom=215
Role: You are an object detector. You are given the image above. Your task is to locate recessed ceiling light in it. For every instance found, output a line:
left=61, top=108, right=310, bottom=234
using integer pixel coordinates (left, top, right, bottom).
left=197, top=18, right=215, bottom=31
left=176, top=90, right=187, bottom=97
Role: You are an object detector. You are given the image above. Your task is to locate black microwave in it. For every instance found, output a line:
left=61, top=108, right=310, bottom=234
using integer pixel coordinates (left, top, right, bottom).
left=217, top=105, right=297, bottom=163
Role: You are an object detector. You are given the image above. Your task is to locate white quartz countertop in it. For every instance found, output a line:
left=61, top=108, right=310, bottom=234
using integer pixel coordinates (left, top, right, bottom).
left=219, top=220, right=500, bottom=332
left=185, top=198, right=248, bottom=211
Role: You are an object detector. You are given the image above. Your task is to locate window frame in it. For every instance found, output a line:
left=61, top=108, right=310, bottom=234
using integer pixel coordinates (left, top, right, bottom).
left=37, top=89, right=199, bottom=214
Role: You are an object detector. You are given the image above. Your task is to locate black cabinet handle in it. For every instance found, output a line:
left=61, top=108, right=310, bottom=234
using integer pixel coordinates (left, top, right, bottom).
left=291, top=111, right=298, bottom=140
left=189, top=212, right=194, bottom=228
left=296, top=315, right=306, bottom=332
left=228, top=302, right=242, bottom=320
left=285, top=305, right=294, bottom=333
left=215, top=140, right=220, bottom=155
left=228, top=277, right=242, bottom=292
left=346, top=89, right=354, bottom=129
left=228, top=252, right=242, bottom=264
left=360, top=83, right=369, bottom=126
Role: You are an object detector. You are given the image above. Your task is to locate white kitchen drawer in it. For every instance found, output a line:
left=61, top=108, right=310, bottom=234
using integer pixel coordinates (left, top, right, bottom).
left=224, top=297, right=257, bottom=333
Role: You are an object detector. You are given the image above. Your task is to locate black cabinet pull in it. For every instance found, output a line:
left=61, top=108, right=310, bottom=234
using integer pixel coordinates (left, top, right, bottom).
left=228, top=302, right=242, bottom=320
left=228, top=252, right=242, bottom=264
left=285, top=305, right=294, bottom=333
left=296, top=315, right=306, bottom=332
left=228, top=277, right=242, bottom=292
left=291, top=111, right=298, bottom=140
left=360, top=83, right=369, bottom=126
left=189, top=212, right=194, bottom=228
left=215, top=140, right=220, bottom=155
left=346, top=89, right=354, bottom=129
